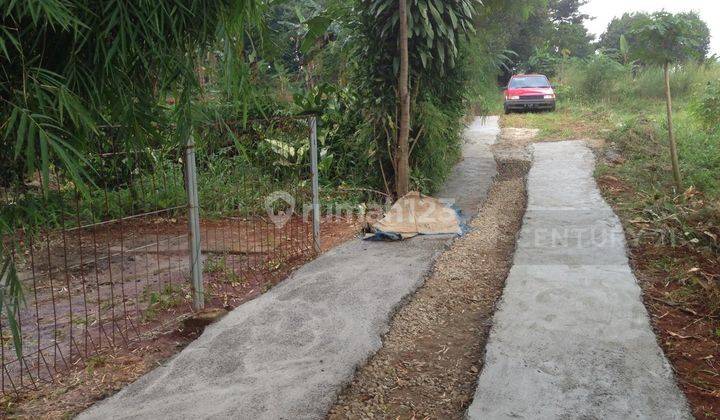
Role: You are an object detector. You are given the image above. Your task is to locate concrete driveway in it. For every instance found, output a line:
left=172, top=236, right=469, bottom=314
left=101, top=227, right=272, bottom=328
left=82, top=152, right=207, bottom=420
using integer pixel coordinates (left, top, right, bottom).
left=466, top=141, right=690, bottom=419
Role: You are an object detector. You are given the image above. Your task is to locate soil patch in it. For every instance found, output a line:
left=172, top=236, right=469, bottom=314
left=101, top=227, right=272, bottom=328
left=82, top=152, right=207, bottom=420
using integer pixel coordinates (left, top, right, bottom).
left=328, top=160, right=528, bottom=419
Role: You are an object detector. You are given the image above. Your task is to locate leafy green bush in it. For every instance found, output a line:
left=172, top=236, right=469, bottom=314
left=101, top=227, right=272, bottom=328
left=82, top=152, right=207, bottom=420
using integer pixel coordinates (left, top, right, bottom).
left=410, top=99, right=463, bottom=192
left=690, top=79, right=720, bottom=132
left=677, top=121, right=720, bottom=197
left=560, top=55, right=628, bottom=102
left=581, top=55, right=627, bottom=101
left=526, top=44, right=559, bottom=77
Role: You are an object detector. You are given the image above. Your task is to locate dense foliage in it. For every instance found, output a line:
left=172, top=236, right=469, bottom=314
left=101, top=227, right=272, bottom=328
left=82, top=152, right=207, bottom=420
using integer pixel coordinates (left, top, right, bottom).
left=629, top=12, right=711, bottom=66
left=1, top=0, right=263, bottom=359
left=501, top=0, right=593, bottom=78
left=349, top=0, right=478, bottom=193
left=598, top=12, right=710, bottom=64
left=690, top=80, right=720, bottom=133
left=1, top=0, right=261, bottom=190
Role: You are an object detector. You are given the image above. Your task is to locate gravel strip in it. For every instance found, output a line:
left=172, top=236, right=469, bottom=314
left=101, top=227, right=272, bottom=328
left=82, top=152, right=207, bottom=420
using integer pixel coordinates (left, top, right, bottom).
left=328, top=160, right=529, bottom=419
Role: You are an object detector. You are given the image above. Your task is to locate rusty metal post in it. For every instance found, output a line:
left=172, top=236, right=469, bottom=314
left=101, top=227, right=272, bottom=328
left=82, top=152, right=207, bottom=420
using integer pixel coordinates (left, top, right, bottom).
left=309, top=116, right=321, bottom=254
left=185, top=133, right=204, bottom=310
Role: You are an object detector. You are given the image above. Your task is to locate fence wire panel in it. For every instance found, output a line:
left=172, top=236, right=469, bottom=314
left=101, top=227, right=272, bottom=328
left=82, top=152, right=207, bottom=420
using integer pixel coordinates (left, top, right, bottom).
left=0, top=142, right=192, bottom=394
left=194, top=117, right=317, bottom=311
left=0, top=116, right=320, bottom=395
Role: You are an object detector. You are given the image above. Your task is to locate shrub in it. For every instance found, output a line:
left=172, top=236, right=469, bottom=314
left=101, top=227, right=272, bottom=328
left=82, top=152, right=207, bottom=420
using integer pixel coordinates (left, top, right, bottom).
left=690, top=79, right=720, bottom=132
left=410, top=99, right=463, bottom=193
left=561, top=55, right=628, bottom=102
left=580, top=55, right=627, bottom=101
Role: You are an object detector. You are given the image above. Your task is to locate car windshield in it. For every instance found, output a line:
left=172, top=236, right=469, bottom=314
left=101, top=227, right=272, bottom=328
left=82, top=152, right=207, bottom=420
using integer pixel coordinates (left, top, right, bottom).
left=509, top=76, right=550, bottom=89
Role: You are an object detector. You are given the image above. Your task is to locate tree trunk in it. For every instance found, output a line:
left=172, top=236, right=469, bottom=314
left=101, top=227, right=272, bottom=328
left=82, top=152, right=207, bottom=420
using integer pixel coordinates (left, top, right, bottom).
left=663, top=62, right=682, bottom=191
left=395, top=0, right=411, bottom=197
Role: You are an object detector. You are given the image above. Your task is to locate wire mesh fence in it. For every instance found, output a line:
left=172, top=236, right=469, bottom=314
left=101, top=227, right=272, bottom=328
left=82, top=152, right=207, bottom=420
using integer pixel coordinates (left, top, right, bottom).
left=0, top=116, right=321, bottom=395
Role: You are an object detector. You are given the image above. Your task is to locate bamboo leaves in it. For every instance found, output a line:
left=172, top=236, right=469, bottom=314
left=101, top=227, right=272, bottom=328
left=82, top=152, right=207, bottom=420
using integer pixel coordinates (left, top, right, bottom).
left=0, top=248, right=25, bottom=360
left=2, top=0, right=262, bottom=193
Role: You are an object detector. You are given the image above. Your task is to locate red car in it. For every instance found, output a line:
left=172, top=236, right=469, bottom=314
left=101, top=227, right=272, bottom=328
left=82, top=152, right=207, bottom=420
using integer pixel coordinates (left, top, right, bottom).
left=503, top=74, right=556, bottom=114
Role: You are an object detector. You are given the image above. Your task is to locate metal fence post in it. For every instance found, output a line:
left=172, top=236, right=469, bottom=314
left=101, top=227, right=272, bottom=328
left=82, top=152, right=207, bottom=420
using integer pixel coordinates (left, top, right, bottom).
left=309, top=116, right=321, bottom=254
left=185, top=133, right=204, bottom=311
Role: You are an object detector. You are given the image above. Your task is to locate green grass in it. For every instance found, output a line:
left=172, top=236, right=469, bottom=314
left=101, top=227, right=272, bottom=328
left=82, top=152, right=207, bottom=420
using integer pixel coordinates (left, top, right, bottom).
left=502, top=94, right=719, bottom=201
left=605, top=106, right=720, bottom=200
left=140, top=284, right=183, bottom=323
left=204, top=255, right=245, bottom=285
left=501, top=101, right=615, bottom=140
left=500, top=95, right=674, bottom=139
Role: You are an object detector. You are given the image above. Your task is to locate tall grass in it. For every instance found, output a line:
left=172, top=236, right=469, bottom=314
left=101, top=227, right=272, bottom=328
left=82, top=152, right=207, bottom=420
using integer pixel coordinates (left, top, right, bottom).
left=558, top=55, right=626, bottom=101
left=559, top=56, right=720, bottom=104
left=609, top=114, right=720, bottom=198
left=557, top=56, right=720, bottom=199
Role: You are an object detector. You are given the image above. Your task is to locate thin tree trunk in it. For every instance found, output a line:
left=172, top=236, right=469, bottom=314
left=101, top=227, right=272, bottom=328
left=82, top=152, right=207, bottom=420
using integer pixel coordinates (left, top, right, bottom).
left=663, top=62, right=682, bottom=191
left=395, top=0, right=411, bottom=197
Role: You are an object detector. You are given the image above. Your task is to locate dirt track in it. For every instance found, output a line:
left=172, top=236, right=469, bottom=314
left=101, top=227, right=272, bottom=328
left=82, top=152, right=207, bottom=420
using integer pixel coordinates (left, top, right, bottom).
left=328, top=160, right=528, bottom=419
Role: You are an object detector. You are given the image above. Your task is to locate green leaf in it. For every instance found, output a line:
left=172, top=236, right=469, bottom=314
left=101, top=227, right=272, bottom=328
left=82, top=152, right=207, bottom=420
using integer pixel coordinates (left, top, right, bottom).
left=619, top=34, right=629, bottom=55
left=300, top=14, right=332, bottom=54
left=1, top=250, right=25, bottom=360
left=418, top=1, right=428, bottom=21
left=447, top=9, right=458, bottom=29
left=419, top=51, right=428, bottom=68
left=428, top=1, right=442, bottom=24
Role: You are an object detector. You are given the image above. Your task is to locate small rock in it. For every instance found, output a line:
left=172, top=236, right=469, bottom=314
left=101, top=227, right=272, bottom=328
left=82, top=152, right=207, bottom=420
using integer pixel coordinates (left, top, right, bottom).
left=604, top=149, right=626, bottom=165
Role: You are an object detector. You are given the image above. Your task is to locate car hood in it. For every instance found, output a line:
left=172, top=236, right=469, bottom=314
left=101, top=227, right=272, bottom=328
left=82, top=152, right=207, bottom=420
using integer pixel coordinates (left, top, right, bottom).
left=506, top=87, right=554, bottom=96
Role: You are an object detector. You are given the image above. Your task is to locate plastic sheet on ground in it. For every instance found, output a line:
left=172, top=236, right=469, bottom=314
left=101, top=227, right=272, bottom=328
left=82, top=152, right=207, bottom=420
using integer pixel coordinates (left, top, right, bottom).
left=364, top=191, right=463, bottom=241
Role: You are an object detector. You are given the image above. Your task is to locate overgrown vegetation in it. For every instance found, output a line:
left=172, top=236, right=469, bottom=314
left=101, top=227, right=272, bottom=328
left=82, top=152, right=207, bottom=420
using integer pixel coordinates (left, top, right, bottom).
left=518, top=54, right=720, bottom=202
left=554, top=57, right=720, bottom=198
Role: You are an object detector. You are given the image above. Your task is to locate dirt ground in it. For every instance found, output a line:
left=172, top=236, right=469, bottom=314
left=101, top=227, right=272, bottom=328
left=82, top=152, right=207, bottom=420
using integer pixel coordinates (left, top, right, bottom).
left=0, top=217, right=360, bottom=419
left=328, top=159, right=528, bottom=419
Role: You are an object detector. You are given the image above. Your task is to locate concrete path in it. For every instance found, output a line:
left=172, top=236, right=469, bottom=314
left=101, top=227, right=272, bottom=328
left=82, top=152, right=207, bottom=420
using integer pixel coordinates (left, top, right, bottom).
left=446, top=116, right=499, bottom=222
left=467, top=141, right=690, bottom=419
left=79, top=117, right=498, bottom=420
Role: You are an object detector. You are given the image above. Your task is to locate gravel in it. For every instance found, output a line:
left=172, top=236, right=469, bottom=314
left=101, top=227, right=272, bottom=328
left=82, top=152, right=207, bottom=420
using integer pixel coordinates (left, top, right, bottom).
left=327, top=159, right=529, bottom=419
